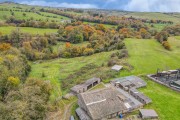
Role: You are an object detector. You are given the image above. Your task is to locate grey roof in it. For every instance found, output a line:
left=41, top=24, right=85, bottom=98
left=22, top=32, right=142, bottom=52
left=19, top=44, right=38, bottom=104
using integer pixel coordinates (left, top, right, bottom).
left=76, top=108, right=91, bottom=120
left=111, top=76, right=147, bottom=88
left=71, top=77, right=101, bottom=92
left=70, top=116, right=75, bottom=120
left=111, top=65, right=123, bottom=71
left=78, top=88, right=128, bottom=120
left=130, top=88, right=152, bottom=104
left=139, top=109, right=158, bottom=118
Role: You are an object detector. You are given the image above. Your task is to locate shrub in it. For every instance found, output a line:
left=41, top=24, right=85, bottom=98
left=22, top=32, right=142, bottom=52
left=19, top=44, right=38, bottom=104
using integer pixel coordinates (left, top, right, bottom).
left=155, top=31, right=169, bottom=43
left=83, top=48, right=94, bottom=56
left=107, top=59, right=117, bottom=67
left=162, top=41, right=171, bottom=50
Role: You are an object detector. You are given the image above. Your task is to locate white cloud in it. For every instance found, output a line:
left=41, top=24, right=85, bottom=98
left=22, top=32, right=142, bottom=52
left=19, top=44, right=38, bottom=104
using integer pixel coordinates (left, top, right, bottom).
left=20, top=1, right=98, bottom=9
left=124, top=0, right=180, bottom=12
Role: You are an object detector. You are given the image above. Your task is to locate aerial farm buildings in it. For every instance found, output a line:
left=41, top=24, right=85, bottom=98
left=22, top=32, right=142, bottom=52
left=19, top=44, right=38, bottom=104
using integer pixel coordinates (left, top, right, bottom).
left=75, top=76, right=152, bottom=120
left=76, top=88, right=142, bottom=120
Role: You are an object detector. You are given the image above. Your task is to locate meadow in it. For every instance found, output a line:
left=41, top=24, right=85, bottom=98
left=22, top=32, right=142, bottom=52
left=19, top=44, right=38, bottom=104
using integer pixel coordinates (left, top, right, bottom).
left=121, top=37, right=180, bottom=76
left=0, top=26, right=58, bottom=35
left=139, top=77, right=180, bottom=120
left=0, top=3, right=70, bottom=22
left=125, top=12, right=180, bottom=23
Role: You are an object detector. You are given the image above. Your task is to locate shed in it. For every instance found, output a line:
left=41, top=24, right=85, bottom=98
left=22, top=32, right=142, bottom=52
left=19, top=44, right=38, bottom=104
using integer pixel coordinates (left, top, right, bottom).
left=139, top=109, right=158, bottom=119
left=70, top=77, right=101, bottom=94
left=130, top=88, right=152, bottom=104
left=111, top=65, right=123, bottom=71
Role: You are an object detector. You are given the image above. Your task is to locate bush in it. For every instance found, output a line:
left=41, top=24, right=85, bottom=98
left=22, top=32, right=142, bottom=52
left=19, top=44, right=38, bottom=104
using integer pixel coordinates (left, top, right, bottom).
left=162, top=41, right=171, bottom=50
left=83, top=48, right=94, bottom=56
left=155, top=31, right=169, bottom=43
left=107, top=59, right=117, bottom=67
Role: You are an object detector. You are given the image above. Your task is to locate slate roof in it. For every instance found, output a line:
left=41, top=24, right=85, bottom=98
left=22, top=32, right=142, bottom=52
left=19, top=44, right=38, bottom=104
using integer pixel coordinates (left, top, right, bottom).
left=78, top=88, right=128, bottom=120
left=139, top=109, right=158, bottom=118
left=71, top=77, right=101, bottom=92
left=111, top=75, right=147, bottom=88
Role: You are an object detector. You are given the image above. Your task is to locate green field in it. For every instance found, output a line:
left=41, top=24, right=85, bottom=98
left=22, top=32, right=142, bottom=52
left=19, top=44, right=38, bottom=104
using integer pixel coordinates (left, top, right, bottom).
left=139, top=77, right=180, bottom=120
left=29, top=50, right=114, bottom=100
left=0, top=26, right=58, bottom=35
left=121, top=37, right=180, bottom=76
left=146, top=23, right=169, bottom=31
left=125, top=12, right=180, bottom=24
left=0, top=3, right=70, bottom=22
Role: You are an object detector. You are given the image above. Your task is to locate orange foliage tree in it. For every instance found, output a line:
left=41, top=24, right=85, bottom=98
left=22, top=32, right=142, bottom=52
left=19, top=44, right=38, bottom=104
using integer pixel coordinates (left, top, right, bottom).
left=0, top=43, right=11, bottom=51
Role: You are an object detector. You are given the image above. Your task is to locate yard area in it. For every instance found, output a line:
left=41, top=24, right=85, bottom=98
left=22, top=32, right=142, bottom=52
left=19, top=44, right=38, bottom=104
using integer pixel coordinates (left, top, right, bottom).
left=0, top=26, right=58, bottom=35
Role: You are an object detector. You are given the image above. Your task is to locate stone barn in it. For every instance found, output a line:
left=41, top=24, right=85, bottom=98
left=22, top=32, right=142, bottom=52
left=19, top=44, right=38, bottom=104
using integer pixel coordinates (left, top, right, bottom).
left=111, top=76, right=152, bottom=105
left=76, top=88, right=140, bottom=120
left=70, top=77, right=101, bottom=94
left=129, top=88, right=152, bottom=104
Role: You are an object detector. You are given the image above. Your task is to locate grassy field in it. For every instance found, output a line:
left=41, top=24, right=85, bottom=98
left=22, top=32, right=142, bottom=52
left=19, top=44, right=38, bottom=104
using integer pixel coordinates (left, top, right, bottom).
left=29, top=50, right=113, bottom=100
left=0, top=26, right=58, bottom=35
left=139, top=77, right=180, bottom=120
left=125, top=12, right=180, bottom=24
left=121, top=37, right=180, bottom=76
left=0, top=3, right=70, bottom=22
left=146, top=23, right=169, bottom=31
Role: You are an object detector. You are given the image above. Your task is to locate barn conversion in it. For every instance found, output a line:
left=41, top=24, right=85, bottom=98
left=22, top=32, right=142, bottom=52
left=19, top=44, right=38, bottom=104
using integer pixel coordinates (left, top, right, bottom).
left=70, top=77, right=101, bottom=94
left=111, top=76, right=152, bottom=105
left=76, top=87, right=142, bottom=120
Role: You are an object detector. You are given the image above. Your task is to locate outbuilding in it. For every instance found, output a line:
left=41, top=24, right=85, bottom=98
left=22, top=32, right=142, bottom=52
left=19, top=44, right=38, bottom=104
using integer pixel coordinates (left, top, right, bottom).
left=70, top=77, right=101, bottom=94
left=139, top=109, right=158, bottom=119
left=111, top=65, right=123, bottom=71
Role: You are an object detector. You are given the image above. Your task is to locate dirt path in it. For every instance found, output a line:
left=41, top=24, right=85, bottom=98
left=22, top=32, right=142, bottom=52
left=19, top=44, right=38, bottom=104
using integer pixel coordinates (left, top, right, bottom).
left=63, top=100, right=77, bottom=120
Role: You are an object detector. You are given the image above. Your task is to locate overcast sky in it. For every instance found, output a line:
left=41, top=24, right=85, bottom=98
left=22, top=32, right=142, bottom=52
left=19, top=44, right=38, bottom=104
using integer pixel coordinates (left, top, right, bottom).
left=2, top=0, right=180, bottom=12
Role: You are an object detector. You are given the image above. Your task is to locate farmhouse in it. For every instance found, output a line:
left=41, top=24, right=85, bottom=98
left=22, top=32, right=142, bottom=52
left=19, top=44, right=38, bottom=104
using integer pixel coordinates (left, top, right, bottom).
left=70, top=77, right=101, bottom=94
left=76, top=88, right=140, bottom=120
left=139, top=109, right=158, bottom=119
